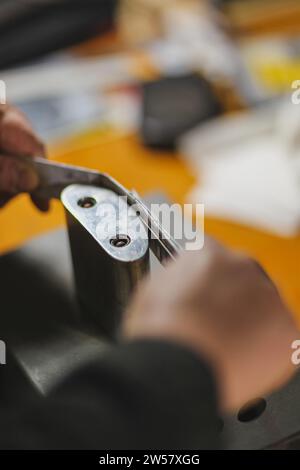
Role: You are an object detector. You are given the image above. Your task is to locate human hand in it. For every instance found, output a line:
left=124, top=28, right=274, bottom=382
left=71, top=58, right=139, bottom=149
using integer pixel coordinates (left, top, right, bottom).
left=0, top=105, right=48, bottom=211
left=124, top=240, right=298, bottom=411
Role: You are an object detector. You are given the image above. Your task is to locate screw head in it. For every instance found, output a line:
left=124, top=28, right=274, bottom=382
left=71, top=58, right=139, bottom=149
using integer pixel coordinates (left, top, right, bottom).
left=77, top=197, right=97, bottom=209
left=110, top=234, right=131, bottom=248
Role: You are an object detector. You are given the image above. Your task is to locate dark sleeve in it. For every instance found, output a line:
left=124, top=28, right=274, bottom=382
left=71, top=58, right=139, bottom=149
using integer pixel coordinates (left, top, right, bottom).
left=0, top=340, right=221, bottom=450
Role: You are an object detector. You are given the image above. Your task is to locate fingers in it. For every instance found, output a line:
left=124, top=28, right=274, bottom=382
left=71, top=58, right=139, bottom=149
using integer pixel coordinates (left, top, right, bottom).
left=0, top=105, right=45, bottom=157
left=0, top=156, right=50, bottom=211
left=0, top=105, right=48, bottom=210
left=0, top=191, right=50, bottom=212
left=0, top=191, right=12, bottom=208
left=0, top=154, right=39, bottom=194
left=30, top=194, right=50, bottom=212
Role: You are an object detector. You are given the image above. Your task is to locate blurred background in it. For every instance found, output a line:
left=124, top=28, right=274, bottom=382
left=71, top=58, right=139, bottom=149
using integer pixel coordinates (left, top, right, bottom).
left=1, top=0, right=300, bottom=319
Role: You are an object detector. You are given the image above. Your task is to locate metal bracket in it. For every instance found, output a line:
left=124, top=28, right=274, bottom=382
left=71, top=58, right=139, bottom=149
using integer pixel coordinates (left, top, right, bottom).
left=61, top=184, right=151, bottom=339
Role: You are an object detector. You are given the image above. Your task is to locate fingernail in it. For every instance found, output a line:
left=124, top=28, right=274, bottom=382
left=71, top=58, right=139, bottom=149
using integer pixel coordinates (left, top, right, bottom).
left=17, top=167, right=39, bottom=192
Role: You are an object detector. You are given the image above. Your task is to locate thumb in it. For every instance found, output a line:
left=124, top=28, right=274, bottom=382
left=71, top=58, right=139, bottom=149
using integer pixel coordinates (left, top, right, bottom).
left=0, top=154, right=39, bottom=193
left=0, top=106, right=45, bottom=157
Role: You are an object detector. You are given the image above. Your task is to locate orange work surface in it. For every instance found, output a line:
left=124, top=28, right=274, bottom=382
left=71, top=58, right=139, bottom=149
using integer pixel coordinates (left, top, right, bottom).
left=1, top=129, right=300, bottom=322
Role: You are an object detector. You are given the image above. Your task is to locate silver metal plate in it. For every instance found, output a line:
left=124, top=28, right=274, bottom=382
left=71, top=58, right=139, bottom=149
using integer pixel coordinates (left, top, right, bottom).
left=61, top=184, right=149, bottom=263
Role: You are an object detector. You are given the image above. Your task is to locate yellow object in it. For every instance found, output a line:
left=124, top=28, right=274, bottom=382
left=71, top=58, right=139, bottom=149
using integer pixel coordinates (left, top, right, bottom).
left=253, top=60, right=300, bottom=92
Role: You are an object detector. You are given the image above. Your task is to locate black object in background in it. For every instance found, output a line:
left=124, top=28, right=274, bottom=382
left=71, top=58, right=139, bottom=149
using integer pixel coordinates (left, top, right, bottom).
left=0, top=0, right=118, bottom=70
left=140, top=74, right=223, bottom=151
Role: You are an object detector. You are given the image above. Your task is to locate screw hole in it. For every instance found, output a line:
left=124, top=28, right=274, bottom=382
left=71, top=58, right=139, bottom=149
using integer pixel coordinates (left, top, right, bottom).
left=77, top=197, right=97, bottom=209
left=110, top=234, right=131, bottom=248
left=237, top=398, right=267, bottom=423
